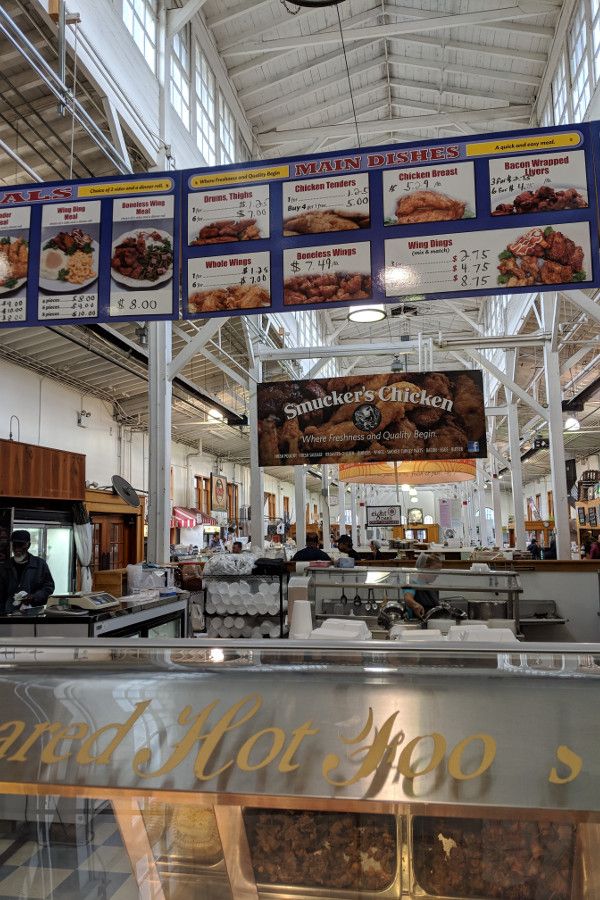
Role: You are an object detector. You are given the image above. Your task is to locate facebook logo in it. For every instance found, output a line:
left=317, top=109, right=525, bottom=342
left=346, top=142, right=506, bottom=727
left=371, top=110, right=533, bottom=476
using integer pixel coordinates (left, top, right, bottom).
left=467, top=441, right=479, bottom=453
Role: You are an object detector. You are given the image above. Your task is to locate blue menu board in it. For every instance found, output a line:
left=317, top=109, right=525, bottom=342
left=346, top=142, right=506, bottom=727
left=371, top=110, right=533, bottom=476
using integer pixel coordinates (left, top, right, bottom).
left=182, top=122, right=600, bottom=318
left=0, top=172, right=180, bottom=327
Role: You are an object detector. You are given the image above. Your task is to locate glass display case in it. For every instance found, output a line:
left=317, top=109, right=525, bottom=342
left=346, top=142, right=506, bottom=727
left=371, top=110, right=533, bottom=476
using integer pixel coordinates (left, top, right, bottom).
left=309, top=566, right=523, bottom=631
left=0, top=638, right=597, bottom=899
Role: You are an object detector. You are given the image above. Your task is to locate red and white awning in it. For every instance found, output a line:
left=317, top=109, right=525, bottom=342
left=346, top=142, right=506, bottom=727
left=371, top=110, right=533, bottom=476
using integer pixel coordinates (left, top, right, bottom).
left=170, top=507, right=218, bottom=529
left=171, top=507, right=198, bottom=529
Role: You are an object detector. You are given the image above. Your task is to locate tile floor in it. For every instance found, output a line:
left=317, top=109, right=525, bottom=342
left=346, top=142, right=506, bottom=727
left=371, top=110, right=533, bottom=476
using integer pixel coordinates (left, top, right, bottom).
left=0, top=807, right=139, bottom=900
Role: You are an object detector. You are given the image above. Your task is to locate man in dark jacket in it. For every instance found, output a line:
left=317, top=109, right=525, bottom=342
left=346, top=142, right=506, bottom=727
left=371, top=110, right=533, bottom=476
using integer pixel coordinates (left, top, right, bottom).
left=0, top=530, right=55, bottom=613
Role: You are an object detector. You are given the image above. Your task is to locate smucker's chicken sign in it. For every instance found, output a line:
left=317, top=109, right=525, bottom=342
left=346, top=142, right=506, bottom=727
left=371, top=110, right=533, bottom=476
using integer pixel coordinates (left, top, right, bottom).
left=257, top=371, right=486, bottom=467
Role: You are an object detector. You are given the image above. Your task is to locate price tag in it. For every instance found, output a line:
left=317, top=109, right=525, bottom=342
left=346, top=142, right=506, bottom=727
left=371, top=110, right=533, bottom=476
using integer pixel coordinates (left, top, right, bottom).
left=0, top=206, right=30, bottom=323
left=188, top=251, right=271, bottom=315
left=382, top=162, right=475, bottom=225
left=283, top=173, right=370, bottom=235
left=38, top=201, right=101, bottom=322
left=489, top=150, right=588, bottom=214
left=110, top=195, right=175, bottom=318
left=384, top=222, right=592, bottom=296
left=283, top=241, right=372, bottom=307
left=188, top=185, right=270, bottom=244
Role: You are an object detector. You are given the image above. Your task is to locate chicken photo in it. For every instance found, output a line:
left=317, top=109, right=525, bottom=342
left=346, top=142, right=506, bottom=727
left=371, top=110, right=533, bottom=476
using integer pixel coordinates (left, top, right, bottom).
left=395, top=190, right=465, bottom=224
left=283, top=209, right=369, bottom=236
left=498, top=226, right=586, bottom=287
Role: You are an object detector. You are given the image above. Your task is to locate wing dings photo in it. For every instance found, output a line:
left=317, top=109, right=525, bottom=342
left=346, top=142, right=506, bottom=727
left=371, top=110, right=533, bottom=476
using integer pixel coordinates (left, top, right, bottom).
left=257, top=371, right=486, bottom=466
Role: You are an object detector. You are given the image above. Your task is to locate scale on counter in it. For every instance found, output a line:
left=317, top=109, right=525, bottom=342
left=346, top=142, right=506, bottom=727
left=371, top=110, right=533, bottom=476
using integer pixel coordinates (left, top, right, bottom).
left=46, top=592, right=120, bottom=611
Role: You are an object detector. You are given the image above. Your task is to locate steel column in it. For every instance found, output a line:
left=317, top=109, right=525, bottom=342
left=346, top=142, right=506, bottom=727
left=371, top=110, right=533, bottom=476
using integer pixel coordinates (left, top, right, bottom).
left=543, top=294, right=571, bottom=559
left=321, top=465, right=332, bottom=551
left=147, top=322, right=172, bottom=564
left=476, top=461, right=488, bottom=546
left=248, top=360, right=264, bottom=550
left=294, top=467, right=306, bottom=550
left=505, top=349, right=527, bottom=550
left=491, top=465, right=503, bottom=548
left=350, top=484, right=359, bottom=548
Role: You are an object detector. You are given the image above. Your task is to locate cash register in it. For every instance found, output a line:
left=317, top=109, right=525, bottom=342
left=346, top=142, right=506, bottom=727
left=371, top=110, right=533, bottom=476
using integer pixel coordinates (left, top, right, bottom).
left=46, top=593, right=121, bottom=612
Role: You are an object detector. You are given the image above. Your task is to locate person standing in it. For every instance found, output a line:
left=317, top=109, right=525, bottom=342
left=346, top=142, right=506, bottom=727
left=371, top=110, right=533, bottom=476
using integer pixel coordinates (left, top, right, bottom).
left=0, top=530, right=55, bottom=613
left=527, top=537, right=542, bottom=559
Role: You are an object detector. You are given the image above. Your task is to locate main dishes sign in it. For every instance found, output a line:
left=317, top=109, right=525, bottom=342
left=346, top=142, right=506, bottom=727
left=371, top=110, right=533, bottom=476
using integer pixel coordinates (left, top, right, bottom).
left=257, top=371, right=486, bottom=466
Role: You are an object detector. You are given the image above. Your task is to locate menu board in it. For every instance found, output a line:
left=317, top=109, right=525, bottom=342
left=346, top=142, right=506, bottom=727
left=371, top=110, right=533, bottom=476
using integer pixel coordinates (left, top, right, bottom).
left=0, top=173, right=179, bottom=327
left=182, top=122, right=600, bottom=319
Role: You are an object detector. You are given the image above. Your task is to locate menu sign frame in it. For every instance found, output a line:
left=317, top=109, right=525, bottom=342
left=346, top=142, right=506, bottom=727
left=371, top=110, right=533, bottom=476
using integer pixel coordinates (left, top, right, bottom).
left=0, top=172, right=180, bottom=327
left=182, top=122, right=600, bottom=319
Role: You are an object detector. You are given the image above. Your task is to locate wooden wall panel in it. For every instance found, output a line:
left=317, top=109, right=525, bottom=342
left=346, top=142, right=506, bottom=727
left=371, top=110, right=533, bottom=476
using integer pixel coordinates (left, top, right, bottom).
left=0, top=439, right=85, bottom=501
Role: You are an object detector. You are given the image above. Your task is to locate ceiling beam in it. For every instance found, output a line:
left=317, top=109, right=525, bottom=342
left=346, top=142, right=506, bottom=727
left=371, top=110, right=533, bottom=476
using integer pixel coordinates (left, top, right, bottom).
left=224, top=6, right=556, bottom=57
left=464, top=349, right=548, bottom=420
left=246, top=57, right=386, bottom=120
left=388, top=33, right=547, bottom=64
left=561, top=289, right=600, bottom=327
left=167, top=0, right=210, bottom=37
left=385, top=2, right=555, bottom=38
left=168, top=318, right=230, bottom=380
left=385, top=53, right=541, bottom=87
left=260, top=85, right=388, bottom=131
left=388, top=77, right=520, bottom=106
left=257, top=104, right=532, bottom=145
left=206, top=0, right=272, bottom=29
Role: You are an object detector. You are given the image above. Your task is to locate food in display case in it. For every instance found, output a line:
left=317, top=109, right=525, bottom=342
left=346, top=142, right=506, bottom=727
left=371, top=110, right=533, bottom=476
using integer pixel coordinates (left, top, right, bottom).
left=141, top=800, right=223, bottom=867
left=244, top=808, right=398, bottom=892
left=412, top=815, right=575, bottom=900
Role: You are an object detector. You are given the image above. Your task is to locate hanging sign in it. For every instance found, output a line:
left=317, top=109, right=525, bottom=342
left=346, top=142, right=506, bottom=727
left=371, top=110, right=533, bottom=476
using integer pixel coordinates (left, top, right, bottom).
left=0, top=173, right=180, bottom=327
left=181, top=122, right=600, bottom=319
left=366, top=505, right=402, bottom=526
left=257, top=370, right=486, bottom=467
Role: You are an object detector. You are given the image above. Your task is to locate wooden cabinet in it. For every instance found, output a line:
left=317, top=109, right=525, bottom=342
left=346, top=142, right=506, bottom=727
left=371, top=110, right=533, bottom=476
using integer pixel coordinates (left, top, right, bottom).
left=508, top=519, right=555, bottom=548
left=391, top=524, right=440, bottom=542
left=0, top=439, right=85, bottom=500
left=86, top=489, right=145, bottom=571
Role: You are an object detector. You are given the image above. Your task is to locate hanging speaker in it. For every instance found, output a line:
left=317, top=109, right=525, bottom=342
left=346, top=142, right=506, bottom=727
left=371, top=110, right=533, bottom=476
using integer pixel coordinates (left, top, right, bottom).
left=111, top=475, right=141, bottom=508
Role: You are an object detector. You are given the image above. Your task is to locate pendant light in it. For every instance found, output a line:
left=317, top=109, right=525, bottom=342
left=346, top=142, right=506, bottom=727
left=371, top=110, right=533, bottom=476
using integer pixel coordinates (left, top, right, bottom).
left=291, top=0, right=346, bottom=6
left=564, top=416, right=580, bottom=432
left=347, top=304, right=387, bottom=323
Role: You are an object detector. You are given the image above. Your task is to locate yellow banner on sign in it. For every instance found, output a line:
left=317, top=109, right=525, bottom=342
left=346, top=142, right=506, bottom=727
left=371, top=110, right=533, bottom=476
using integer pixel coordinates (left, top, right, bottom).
left=77, top=179, right=173, bottom=198
left=190, top=165, right=289, bottom=188
left=466, top=132, right=581, bottom=157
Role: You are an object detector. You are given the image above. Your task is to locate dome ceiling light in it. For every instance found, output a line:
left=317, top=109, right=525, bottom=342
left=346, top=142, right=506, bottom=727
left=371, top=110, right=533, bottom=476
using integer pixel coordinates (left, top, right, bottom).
left=290, top=0, right=346, bottom=6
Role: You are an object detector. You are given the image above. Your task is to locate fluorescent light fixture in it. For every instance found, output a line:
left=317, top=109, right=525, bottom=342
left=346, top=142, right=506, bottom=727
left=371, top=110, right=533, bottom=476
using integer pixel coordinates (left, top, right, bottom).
left=564, top=416, right=580, bottom=432
left=207, top=408, right=224, bottom=421
left=347, top=304, right=387, bottom=323
left=410, top=495, right=418, bottom=503
left=400, top=483, right=411, bottom=491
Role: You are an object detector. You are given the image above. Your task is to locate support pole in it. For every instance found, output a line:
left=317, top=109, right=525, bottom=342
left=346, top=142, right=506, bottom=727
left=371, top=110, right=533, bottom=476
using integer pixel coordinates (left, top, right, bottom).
left=542, top=293, right=571, bottom=559
left=147, top=322, right=172, bottom=564
left=350, top=484, right=359, bottom=548
left=321, top=465, right=331, bottom=550
left=491, top=464, right=503, bottom=548
left=476, top=461, right=487, bottom=546
left=248, top=360, right=264, bottom=550
left=505, top=349, right=527, bottom=550
left=338, top=479, right=346, bottom=533
left=294, top=467, right=306, bottom=550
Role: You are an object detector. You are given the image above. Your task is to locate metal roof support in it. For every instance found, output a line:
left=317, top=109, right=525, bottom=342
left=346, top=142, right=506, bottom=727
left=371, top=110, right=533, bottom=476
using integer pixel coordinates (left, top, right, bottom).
left=248, top=357, right=264, bottom=550
left=294, top=466, right=307, bottom=552
left=461, top=348, right=548, bottom=420
left=168, top=318, right=230, bottom=380
left=147, top=321, right=172, bottom=565
left=0, top=136, right=42, bottom=182
left=542, top=294, right=571, bottom=559
left=562, top=288, right=600, bottom=327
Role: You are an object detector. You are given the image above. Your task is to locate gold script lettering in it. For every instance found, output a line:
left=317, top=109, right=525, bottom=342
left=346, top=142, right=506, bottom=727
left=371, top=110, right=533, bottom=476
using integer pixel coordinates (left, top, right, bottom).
left=193, top=694, right=262, bottom=781
left=8, top=723, right=62, bottom=762
left=0, top=721, right=26, bottom=759
left=278, top=721, right=319, bottom=773
left=323, top=711, right=403, bottom=787
left=237, top=728, right=286, bottom=772
left=398, top=733, right=446, bottom=778
left=76, top=701, right=151, bottom=765
left=133, top=702, right=218, bottom=779
left=447, top=733, right=496, bottom=781
left=40, top=723, right=90, bottom=765
left=549, top=745, right=583, bottom=784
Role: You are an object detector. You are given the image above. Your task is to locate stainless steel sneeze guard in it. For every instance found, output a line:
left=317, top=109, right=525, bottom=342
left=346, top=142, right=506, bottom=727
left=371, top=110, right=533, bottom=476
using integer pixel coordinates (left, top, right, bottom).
left=0, top=638, right=596, bottom=811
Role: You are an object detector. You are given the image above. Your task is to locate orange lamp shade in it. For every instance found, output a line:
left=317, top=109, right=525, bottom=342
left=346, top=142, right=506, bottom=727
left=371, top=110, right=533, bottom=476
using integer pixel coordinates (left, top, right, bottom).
left=338, top=460, right=476, bottom=485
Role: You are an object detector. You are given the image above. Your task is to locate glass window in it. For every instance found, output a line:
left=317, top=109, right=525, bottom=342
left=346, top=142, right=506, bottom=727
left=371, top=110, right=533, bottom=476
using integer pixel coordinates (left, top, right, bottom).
left=195, top=45, right=216, bottom=165
left=539, top=98, right=554, bottom=127
left=552, top=52, right=570, bottom=124
left=171, top=28, right=191, bottom=129
left=219, top=93, right=235, bottom=164
left=569, top=0, right=591, bottom=121
left=122, top=0, right=157, bottom=71
left=593, top=0, right=600, bottom=81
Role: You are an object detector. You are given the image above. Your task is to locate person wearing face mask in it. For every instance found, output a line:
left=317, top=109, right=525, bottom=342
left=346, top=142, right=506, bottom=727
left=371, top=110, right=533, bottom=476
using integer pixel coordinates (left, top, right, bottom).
left=0, top=530, right=55, bottom=614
